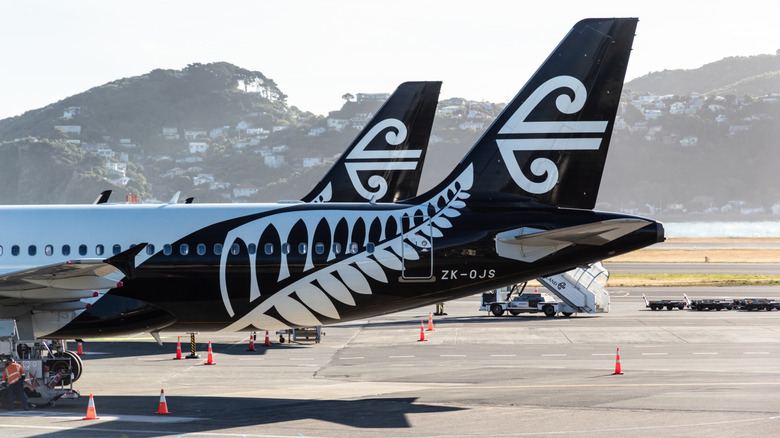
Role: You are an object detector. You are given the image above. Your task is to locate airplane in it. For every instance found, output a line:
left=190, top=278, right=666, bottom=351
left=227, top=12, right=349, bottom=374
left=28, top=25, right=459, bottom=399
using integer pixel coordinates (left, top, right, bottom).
left=0, top=18, right=661, bottom=360
left=0, top=81, right=441, bottom=351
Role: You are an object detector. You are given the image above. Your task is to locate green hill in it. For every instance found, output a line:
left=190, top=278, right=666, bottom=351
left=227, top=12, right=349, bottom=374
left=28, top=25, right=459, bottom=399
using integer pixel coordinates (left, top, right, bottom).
left=626, top=54, right=780, bottom=97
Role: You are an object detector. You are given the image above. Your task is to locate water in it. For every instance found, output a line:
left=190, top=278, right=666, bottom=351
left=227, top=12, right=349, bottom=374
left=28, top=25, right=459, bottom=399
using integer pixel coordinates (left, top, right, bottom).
left=664, top=221, right=780, bottom=238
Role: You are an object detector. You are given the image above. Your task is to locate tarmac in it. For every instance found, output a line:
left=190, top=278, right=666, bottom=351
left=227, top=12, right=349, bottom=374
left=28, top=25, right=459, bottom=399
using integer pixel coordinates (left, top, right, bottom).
left=1, top=270, right=779, bottom=437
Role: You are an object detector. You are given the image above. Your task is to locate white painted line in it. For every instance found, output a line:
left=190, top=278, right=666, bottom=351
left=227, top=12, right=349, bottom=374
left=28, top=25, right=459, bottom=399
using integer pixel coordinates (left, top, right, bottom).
left=642, top=353, right=668, bottom=356
left=542, top=354, right=567, bottom=357
left=389, top=355, right=415, bottom=358
left=440, top=354, right=466, bottom=357
left=744, top=352, right=770, bottom=355
left=693, top=352, right=718, bottom=355
left=339, top=356, right=364, bottom=360
left=490, top=354, right=517, bottom=357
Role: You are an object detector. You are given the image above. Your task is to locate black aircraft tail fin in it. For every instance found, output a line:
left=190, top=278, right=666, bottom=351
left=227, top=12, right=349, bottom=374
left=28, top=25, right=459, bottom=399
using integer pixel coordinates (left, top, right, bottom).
left=416, top=18, right=637, bottom=209
left=301, top=81, right=441, bottom=203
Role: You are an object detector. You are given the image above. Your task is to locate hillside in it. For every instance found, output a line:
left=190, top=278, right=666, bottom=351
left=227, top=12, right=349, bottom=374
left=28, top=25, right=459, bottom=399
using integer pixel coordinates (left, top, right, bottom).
left=626, top=54, right=780, bottom=97
left=1, top=58, right=779, bottom=220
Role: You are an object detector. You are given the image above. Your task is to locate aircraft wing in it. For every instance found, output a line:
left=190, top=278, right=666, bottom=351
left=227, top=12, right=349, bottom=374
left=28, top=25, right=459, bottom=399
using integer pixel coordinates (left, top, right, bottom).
left=495, top=219, right=652, bottom=263
left=0, top=244, right=147, bottom=299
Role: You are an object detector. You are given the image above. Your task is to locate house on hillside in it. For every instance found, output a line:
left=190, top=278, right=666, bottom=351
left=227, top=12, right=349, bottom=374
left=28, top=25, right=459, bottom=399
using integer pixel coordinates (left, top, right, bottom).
left=189, top=142, right=209, bottom=154
left=233, top=183, right=259, bottom=198
left=63, top=107, right=83, bottom=119
left=357, top=92, right=390, bottom=102
left=162, top=127, right=180, bottom=139
left=184, top=130, right=207, bottom=140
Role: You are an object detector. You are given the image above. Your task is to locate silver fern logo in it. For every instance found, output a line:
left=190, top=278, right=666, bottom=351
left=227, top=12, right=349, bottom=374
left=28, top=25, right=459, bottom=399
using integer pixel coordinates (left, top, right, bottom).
left=218, top=164, right=473, bottom=330
left=496, top=75, right=608, bottom=194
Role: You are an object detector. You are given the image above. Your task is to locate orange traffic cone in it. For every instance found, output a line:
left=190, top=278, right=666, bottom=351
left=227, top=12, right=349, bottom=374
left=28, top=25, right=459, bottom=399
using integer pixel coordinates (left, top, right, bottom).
left=155, top=389, right=172, bottom=415
left=427, top=312, right=434, bottom=331
left=418, top=321, right=427, bottom=342
left=174, top=337, right=182, bottom=360
left=77, top=341, right=84, bottom=356
left=613, top=347, right=624, bottom=375
left=82, top=394, right=100, bottom=420
left=205, top=341, right=216, bottom=365
left=247, top=333, right=256, bottom=352
left=263, top=331, right=271, bottom=347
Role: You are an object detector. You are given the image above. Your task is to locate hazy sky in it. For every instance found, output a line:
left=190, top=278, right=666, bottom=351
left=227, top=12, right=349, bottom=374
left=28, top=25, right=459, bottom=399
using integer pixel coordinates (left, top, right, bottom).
left=1, top=1, right=777, bottom=119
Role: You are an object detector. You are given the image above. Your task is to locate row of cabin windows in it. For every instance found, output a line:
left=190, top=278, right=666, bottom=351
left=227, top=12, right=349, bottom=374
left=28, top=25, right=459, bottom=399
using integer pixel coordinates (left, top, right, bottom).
left=0, top=242, right=375, bottom=257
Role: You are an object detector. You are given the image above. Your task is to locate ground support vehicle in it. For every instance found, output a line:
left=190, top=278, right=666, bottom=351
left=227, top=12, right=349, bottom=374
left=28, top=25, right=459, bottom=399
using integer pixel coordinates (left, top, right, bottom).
left=0, top=320, right=80, bottom=408
left=689, top=299, right=734, bottom=311
left=733, top=298, right=779, bottom=311
left=480, top=286, right=577, bottom=317
left=643, top=294, right=690, bottom=310
left=481, top=263, right=611, bottom=317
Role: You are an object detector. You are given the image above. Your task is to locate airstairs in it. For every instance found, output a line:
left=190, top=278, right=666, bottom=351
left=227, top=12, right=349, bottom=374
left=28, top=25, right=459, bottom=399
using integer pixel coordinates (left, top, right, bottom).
left=536, top=262, right=610, bottom=314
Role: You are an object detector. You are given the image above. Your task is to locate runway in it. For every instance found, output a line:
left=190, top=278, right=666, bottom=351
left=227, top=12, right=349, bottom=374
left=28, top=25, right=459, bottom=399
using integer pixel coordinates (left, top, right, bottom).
left=1, top=285, right=779, bottom=437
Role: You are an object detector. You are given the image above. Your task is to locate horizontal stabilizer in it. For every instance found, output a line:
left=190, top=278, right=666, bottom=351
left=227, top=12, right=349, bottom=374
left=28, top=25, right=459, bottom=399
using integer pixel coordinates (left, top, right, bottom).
left=496, top=218, right=651, bottom=262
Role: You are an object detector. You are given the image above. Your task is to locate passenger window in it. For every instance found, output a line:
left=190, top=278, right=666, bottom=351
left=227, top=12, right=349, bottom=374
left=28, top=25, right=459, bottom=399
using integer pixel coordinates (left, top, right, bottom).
left=45, top=245, right=53, bottom=256
left=213, top=243, right=222, bottom=255
left=79, top=244, right=87, bottom=256
left=113, top=244, right=121, bottom=255
left=315, top=242, right=325, bottom=255
left=298, top=243, right=307, bottom=255
left=28, top=245, right=37, bottom=256
left=333, top=242, right=342, bottom=255
left=62, top=245, right=71, bottom=256
left=180, top=243, right=189, bottom=256
left=163, top=244, right=172, bottom=256
left=146, top=244, right=155, bottom=255
left=281, top=243, right=291, bottom=255
left=248, top=243, right=256, bottom=255
left=366, top=242, right=375, bottom=254
left=231, top=243, right=240, bottom=255
left=264, top=243, right=273, bottom=255
left=349, top=242, right=359, bottom=254
left=0, top=246, right=3, bottom=256
left=196, top=243, right=206, bottom=255
left=11, top=245, right=19, bottom=256
left=96, top=245, right=104, bottom=256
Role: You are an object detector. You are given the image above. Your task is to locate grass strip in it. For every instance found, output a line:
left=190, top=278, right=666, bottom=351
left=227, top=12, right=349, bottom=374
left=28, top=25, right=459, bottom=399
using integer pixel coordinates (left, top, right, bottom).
left=607, top=274, right=780, bottom=287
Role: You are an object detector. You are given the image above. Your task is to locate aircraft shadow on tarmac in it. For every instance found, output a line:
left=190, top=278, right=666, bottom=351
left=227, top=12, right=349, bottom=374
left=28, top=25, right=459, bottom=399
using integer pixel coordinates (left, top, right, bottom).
left=28, top=395, right=463, bottom=436
left=76, top=340, right=304, bottom=359
left=336, top=314, right=601, bottom=330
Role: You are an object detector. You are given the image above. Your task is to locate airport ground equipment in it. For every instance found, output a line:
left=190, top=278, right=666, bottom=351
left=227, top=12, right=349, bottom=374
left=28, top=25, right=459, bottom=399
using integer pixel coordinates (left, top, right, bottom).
left=276, top=326, right=323, bottom=343
left=643, top=294, right=690, bottom=310
left=689, top=298, right=734, bottom=311
left=481, top=263, right=611, bottom=317
left=481, top=286, right=576, bottom=317
left=732, top=298, right=779, bottom=311
left=0, top=319, right=80, bottom=408
left=536, top=262, right=611, bottom=314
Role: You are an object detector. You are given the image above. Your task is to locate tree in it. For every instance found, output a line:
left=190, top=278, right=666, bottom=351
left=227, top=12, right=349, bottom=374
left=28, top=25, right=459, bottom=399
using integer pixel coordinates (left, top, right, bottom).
left=342, top=93, right=354, bottom=103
